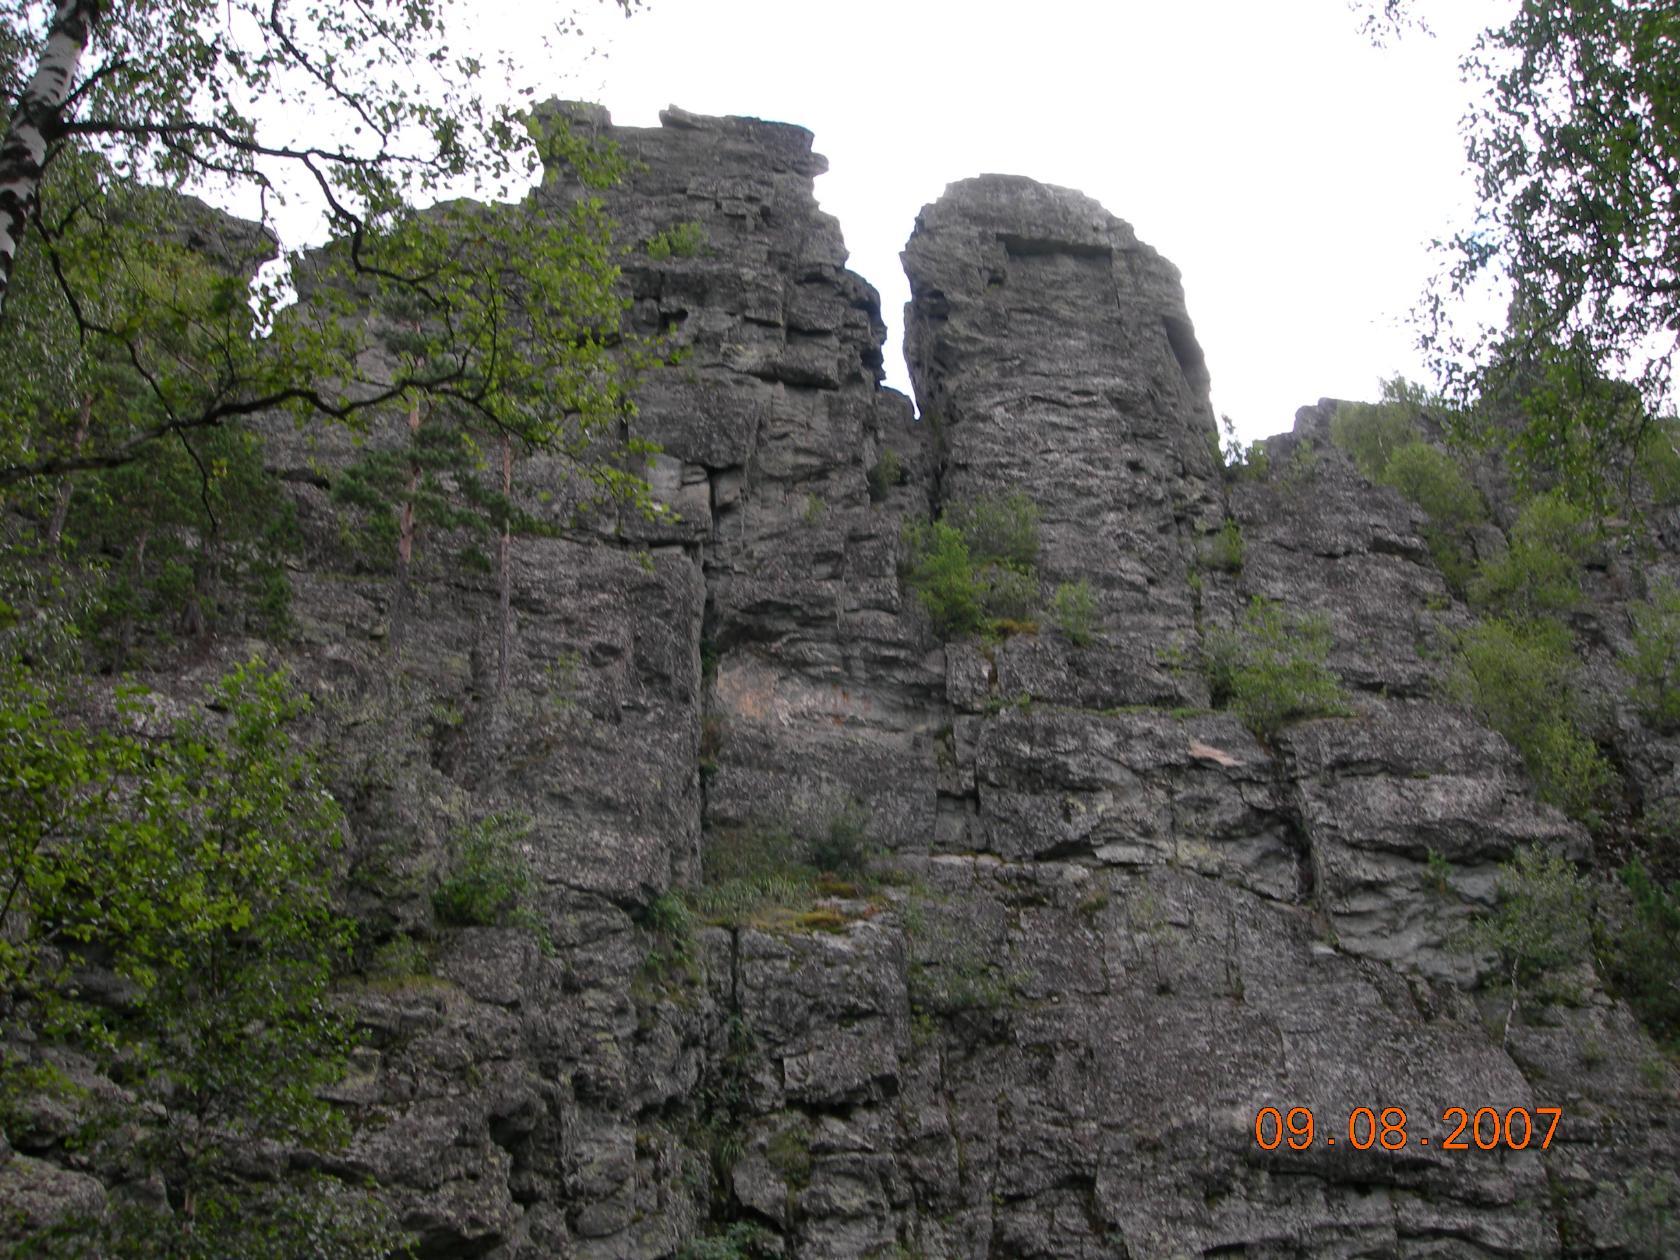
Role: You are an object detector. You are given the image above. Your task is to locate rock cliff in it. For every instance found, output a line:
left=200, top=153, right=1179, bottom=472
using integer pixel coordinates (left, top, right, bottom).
left=5, top=105, right=1678, bottom=1258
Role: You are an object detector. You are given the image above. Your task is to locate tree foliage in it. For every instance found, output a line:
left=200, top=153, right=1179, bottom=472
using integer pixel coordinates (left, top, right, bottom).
left=1, top=656, right=396, bottom=1254
left=1362, top=0, right=1680, bottom=513
left=0, top=0, right=658, bottom=536
left=1450, top=1, right=1679, bottom=388
left=0, top=1, right=674, bottom=689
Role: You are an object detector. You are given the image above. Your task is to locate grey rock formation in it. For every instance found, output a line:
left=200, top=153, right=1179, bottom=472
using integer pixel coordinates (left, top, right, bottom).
left=903, top=176, right=1224, bottom=711
left=5, top=107, right=1677, bottom=1259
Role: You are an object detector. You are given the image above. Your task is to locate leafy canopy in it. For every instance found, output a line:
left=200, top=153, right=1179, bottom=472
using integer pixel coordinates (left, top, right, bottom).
left=0, top=0, right=655, bottom=511
left=1361, top=1, right=1680, bottom=514
left=0, top=656, right=398, bottom=1255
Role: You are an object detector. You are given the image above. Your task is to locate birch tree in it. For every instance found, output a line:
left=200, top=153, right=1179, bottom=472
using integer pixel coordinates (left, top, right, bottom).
left=1358, top=0, right=1680, bottom=509
left=0, top=0, right=98, bottom=318
left=0, top=0, right=643, bottom=491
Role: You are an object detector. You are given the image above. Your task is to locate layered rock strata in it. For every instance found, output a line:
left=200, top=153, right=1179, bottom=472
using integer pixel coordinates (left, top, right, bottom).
left=5, top=106, right=1677, bottom=1259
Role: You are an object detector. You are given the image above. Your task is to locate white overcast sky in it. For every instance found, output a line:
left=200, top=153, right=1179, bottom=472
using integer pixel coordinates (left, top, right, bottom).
left=546, top=0, right=1508, bottom=442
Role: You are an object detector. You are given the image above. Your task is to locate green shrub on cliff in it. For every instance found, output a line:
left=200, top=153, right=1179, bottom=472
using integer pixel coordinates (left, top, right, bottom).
left=943, top=491, right=1041, bottom=571
left=1330, top=384, right=1488, bottom=592
left=1050, top=580, right=1098, bottom=645
left=0, top=658, right=402, bottom=1257
left=432, top=811, right=548, bottom=947
left=1463, top=846, right=1595, bottom=1034
left=1202, top=598, right=1348, bottom=738
left=1330, top=383, right=1424, bottom=480
left=1449, top=616, right=1612, bottom=823
left=810, top=802, right=872, bottom=877
left=903, top=492, right=1044, bottom=638
left=867, top=447, right=906, bottom=502
left=901, top=518, right=985, bottom=636
left=1379, top=442, right=1483, bottom=531
left=677, top=1222, right=779, bottom=1260
left=647, top=221, right=706, bottom=260
left=1602, top=859, right=1680, bottom=1048
left=1200, top=519, right=1245, bottom=573
left=1379, top=441, right=1486, bottom=589
left=1469, top=491, right=1596, bottom=621
left=1623, top=579, right=1680, bottom=732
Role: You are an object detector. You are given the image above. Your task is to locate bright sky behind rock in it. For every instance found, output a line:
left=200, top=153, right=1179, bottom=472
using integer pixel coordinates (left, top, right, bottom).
left=562, top=0, right=1507, bottom=442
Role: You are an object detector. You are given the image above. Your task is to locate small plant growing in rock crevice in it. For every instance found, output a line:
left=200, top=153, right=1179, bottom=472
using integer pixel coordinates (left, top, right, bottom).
left=676, top=1221, right=780, bottom=1260
left=698, top=712, right=727, bottom=780
left=687, top=826, right=811, bottom=927
left=685, top=811, right=879, bottom=932
left=633, top=891, right=699, bottom=997
left=1050, top=580, right=1098, bottom=646
left=647, top=221, right=706, bottom=260
left=1426, top=849, right=1455, bottom=897
left=764, top=1122, right=814, bottom=1191
left=640, top=890, right=695, bottom=948
left=868, top=447, right=906, bottom=503
left=809, top=802, right=871, bottom=877
left=901, top=890, right=1020, bottom=1033
left=1201, top=519, right=1245, bottom=573
left=1281, top=437, right=1321, bottom=489
left=1127, top=888, right=1175, bottom=997
left=1201, top=597, right=1349, bottom=739
left=432, top=811, right=549, bottom=948
left=902, top=491, right=1047, bottom=639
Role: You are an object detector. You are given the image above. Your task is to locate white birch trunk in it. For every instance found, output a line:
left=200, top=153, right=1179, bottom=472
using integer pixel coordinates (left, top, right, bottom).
left=0, top=0, right=101, bottom=319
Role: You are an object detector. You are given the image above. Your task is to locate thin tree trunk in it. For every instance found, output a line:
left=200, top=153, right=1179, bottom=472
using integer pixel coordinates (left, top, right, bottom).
left=389, top=394, right=422, bottom=654
left=185, top=532, right=220, bottom=645
left=43, top=391, right=91, bottom=550
left=0, top=0, right=101, bottom=320
left=115, top=526, right=147, bottom=669
left=497, top=430, right=512, bottom=695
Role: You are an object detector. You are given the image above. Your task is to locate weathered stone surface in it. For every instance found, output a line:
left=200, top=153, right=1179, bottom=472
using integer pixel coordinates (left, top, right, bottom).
left=903, top=175, right=1226, bottom=681
left=7, top=107, right=1678, bottom=1260
left=0, top=1149, right=106, bottom=1241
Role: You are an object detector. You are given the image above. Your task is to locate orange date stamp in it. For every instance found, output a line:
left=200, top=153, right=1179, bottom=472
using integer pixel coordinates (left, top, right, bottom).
left=1253, top=1106, right=1561, bottom=1152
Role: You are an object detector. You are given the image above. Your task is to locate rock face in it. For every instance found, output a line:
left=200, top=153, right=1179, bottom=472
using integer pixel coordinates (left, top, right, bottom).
left=904, top=174, right=1224, bottom=704
left=7, top=107, right=1679, bottom=1258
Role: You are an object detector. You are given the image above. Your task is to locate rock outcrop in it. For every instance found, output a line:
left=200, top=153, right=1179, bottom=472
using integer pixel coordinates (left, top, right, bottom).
left=6, top=106, right=1677, bottom=1258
